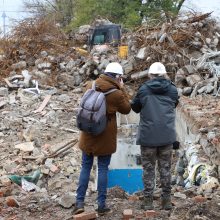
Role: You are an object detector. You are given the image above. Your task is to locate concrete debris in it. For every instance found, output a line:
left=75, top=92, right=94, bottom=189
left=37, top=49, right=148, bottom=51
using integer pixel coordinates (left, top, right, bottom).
left=174, top=192, right=187, bottom=199
left=33, top=94, right=51, bottom=113
left=131, top=70, right=148, bottom=80
left=15, top=142, right=35, bottom=152
left=58, top=192, right=75, bottom=208
left=0, top=13, right=219, bottom=220
left=0, top=87, right=9, bottom=96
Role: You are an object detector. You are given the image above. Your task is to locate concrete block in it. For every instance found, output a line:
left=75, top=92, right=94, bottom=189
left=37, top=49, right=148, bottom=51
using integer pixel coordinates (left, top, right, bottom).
left=193, top=196, right=207, bottom=203
left=145, top=210, right=157, bottom=218
left=0, top=87, right=8, bottom=96
left=123, top=209, right=133, bottom=219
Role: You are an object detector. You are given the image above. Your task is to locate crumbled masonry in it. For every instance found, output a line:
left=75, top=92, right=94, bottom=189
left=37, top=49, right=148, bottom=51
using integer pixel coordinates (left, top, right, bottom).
left=0, top=13, right=219, bottom=219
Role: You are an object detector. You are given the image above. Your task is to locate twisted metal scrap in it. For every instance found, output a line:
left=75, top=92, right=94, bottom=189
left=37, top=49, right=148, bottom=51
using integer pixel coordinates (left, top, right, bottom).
left=127, top=12, right=215, bottom=81
left=194, top=52, right=220, bottom=77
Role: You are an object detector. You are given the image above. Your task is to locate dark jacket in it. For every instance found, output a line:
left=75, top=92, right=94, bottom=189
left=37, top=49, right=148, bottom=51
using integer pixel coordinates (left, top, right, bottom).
left=79, top=74, right=131, bottom=156
left=131, top=77, right=179, bottom=147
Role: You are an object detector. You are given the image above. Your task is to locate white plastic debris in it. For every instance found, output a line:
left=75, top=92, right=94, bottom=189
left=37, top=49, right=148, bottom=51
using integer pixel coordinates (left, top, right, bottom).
left=21, top=178, right=38, bottom=192
left=23, top=80, right=40, bottom=95
left=22, top=70, right=32, bottom=87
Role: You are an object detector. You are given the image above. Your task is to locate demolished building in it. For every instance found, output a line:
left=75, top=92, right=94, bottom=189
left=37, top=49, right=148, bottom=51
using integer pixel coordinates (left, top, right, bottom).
left=0, top=12, right=220, bottom=220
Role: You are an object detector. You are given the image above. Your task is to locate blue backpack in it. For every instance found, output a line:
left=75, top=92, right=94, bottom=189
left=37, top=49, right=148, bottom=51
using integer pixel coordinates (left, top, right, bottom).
left=76, top=81, right=117, bottom=135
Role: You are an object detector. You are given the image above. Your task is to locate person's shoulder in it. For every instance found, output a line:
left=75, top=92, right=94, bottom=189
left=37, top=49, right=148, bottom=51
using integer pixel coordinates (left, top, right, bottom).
left=138, top=81, right=148, bottom=90
left=169, top=81, right=177, bottom=91
left=170, top=81, right=176, bottom=87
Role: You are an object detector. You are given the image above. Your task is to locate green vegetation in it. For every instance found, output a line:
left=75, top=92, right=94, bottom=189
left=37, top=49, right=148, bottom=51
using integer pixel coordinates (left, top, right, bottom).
left=24, top=0, right=186, bottom=29
left=141, top=0, right=186, bottom=21
left=67, top=0, right=142, bottom=29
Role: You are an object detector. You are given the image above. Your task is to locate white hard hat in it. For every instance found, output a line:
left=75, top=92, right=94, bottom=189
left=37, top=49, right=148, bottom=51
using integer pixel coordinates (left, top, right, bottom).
left=104, top=62, right=123, bottom=75
left=148, top=62, right=167, bottom=75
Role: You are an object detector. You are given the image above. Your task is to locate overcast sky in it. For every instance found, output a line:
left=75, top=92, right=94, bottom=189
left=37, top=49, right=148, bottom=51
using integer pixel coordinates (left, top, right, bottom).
left=0, top=0, right=220, bottom=35
left=183, top=0, right=220, bottom=19
left=0, top=0, right=29, bottom=34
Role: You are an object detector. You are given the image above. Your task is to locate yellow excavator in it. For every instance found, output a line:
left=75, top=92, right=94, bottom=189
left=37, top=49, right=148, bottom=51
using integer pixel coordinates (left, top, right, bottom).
left=88, top=24, right=128, bottom=59
left=75, top=23, right=128, bottom=59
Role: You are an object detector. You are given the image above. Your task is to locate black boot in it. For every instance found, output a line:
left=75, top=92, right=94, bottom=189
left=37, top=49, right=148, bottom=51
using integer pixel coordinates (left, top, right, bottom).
left=96, top=206, right=111, bottom=215
left=141, top=196, right=154, bottom=210
left=161, top=195, right=172, bottom=210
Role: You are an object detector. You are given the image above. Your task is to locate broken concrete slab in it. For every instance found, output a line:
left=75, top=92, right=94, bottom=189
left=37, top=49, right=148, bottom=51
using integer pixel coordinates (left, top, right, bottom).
left=131, top=70, right=148, bottom=80
left=58, top=192, right=75, bottom=208
left=0, top=87, right=8, bottom=96
left=15, top=142, right=35, bottom=152
left=186, top=74, right=203, bottom=87
left=182, top=87, right=193, bottom=96
left=11, top=61, right=27, bottom=70
left=183, top=65, right=197, bottom=75
left=136, top=47, right=147, bottom=59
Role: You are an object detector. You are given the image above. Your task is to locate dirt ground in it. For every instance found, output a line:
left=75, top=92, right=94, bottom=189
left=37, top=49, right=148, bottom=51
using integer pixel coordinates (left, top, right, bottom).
left=1, top=151, right=220, bottom=220
left=1, top=188, right=220, bottom=220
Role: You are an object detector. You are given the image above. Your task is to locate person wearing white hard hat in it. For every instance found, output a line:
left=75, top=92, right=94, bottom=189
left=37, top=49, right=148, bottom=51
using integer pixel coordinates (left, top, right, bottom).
left=131, top=62, right=179, bottom=211
left=74, top=62, right=131, bottom=215
left=148, top=62, right=167, bottom=76
left=104, top=62, right=124, bottom=87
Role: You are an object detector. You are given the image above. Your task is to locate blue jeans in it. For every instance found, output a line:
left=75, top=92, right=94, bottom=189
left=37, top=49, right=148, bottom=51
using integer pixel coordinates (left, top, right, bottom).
left=76, top=152, right=111, bottom=208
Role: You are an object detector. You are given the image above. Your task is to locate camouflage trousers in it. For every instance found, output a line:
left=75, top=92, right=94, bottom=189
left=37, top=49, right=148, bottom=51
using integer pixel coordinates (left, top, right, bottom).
left=141, top=145, right=172, bottom=197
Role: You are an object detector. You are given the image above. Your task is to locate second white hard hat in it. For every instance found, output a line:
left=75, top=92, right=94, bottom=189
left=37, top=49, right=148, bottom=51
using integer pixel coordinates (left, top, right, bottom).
left=148, top=62, right=167, bottom=75
left=104, top=62, right=123, bottom=75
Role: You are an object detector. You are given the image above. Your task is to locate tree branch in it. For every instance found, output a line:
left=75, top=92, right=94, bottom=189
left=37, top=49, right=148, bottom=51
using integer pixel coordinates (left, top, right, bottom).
left=44, top=0, right=59, bottom=12
left=177, top=0, right=185, bottom=12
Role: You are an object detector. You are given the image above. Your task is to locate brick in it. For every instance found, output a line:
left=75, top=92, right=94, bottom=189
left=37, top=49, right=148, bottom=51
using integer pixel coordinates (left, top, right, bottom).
left=193, top=196, right=207, bottom=203
left=1, top=177, right=12, bottom=186
left=123, top=209, right=133, bottom=219
left=128, top=195, right=139, bottom=202
left=145, top=210, right=157, bottom=218
left=0, top=187, right=12, bottom=197
left=5, top=196, right=20, bottom=207
left=135, top=215, right=144, bottom=220
left=50, top=164, right=59, bottom=173
left=73, top=212, right=97, bottom=220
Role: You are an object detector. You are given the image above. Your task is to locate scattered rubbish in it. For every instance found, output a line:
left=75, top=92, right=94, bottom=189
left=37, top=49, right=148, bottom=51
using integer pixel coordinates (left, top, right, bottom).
left=23, top=80, right=40, bottom=95
left=21, top=178, right=38, bottom=192
left=9, top=170, right=41, bottom=186
left=0, top=12, right=219, bottom=220
left=33, top=94, right=51, bottom=113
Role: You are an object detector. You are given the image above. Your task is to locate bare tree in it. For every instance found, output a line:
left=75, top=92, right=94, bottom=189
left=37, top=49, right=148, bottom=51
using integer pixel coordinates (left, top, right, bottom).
left=22, top=0, right=57, bottom=17
left=23, top=0, right=75, bottom=26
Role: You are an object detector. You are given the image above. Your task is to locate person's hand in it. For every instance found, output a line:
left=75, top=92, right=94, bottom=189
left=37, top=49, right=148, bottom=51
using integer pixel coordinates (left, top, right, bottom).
left=119, top=78, right=124, bottom=88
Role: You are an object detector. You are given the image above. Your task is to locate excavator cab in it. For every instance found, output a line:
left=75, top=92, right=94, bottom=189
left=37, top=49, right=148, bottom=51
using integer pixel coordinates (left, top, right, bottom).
left=88, top=24, right=121, bottom=49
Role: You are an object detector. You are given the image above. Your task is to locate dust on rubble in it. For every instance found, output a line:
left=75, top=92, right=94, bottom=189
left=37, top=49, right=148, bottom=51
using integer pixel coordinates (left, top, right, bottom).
left=0, top=12, right=220, bottom=220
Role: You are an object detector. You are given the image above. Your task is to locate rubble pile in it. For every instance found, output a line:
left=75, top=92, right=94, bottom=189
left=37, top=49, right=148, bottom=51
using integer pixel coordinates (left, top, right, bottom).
left=7, top=18, right=68, bottom=54
left=126, top=13, right=220, bottom=96
left=58, top=13, right=220, bottom=98
left=1, top=13, right=220, bottom=96
left=0, top=18, right=90, bottom=88
left=0, top=13, right=220, bottom=220
left=178, top=96, right=220, bottom=173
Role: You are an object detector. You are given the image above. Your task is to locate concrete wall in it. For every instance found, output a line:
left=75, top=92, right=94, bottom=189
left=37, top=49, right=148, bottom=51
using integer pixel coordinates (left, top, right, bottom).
left=176, top=108, right=220, bottom=179
left=114, top=107, right=220, bottom=170
left=175, top=109, right=201, bottom=145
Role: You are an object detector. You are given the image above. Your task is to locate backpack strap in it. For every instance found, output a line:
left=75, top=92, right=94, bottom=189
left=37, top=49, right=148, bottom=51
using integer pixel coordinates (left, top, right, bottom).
left=93, top=80, right=118, bottom=95
left=92, top=81, right=96, bottom=90
left=104, top=88, right=118, bottom=95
